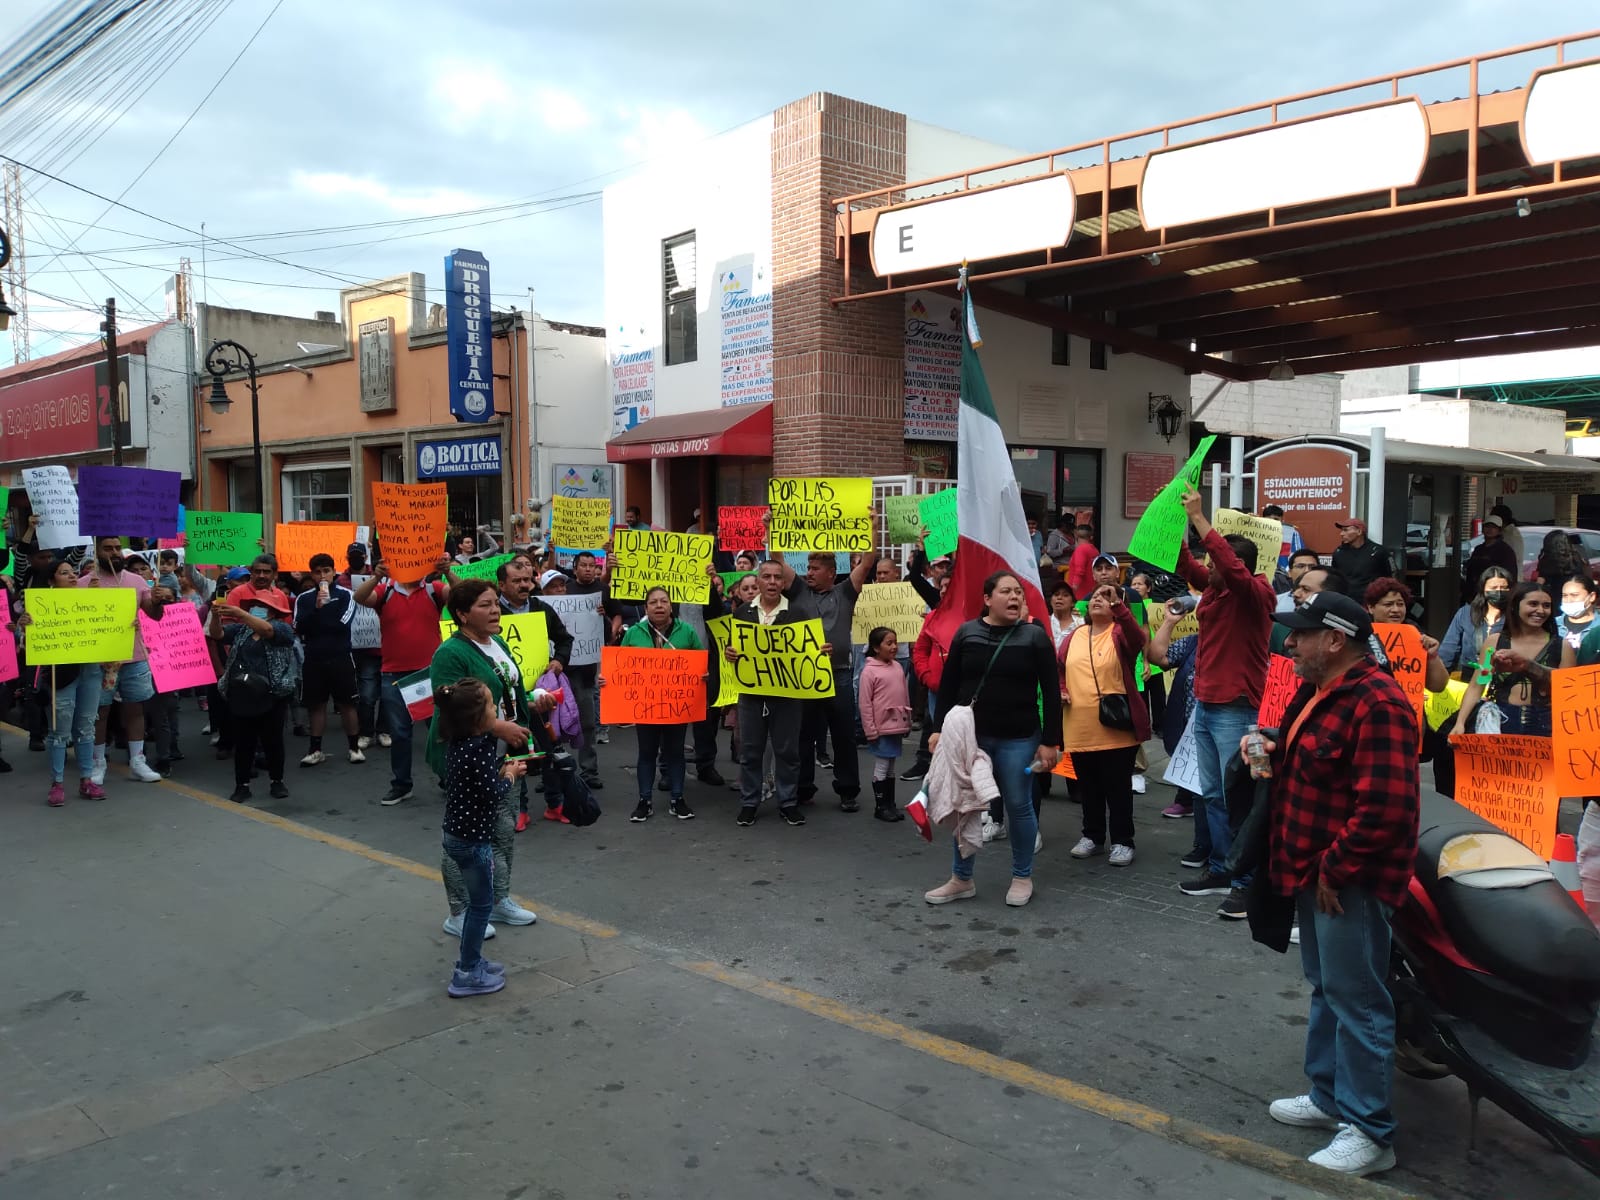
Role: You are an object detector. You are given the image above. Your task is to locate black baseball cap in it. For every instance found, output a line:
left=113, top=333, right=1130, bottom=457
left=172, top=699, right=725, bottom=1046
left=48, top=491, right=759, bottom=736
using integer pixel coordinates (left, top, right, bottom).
left=1272, top=591, right=1373, bottom=640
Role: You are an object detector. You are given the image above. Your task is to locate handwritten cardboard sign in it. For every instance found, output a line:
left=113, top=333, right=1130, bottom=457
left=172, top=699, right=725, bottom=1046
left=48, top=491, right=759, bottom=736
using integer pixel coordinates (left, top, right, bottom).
left=767, top=477, right=873, bottom=554
left=0, top=623, right=17, bottom=684
left=184, top=510, right=262, bottom=564
left=1162, top=711, right=1203, bottom=793
left=599, top=646, right=708, bottom=724
left=274, top=522, right=358, bottom=573
left=705, top=614, right=744, bottom=705
left=1553, top=664, right=1600, bottom=796
left=610, top=529, right=714, bottom=603
left=348, top=575, right=382, bottom=650
left=22, top=465, right=92, bottom=551
left=24, top=587, right=137, bottom=665
left=1375, top=622, right=1427, bottom=746
left=1448, top=733, right=1561, bottom=859
left=76, top=465, right=182, bottom=537
left=883, top=495, right=923, bottom=545
left=918, top=488, right=959, bottom=560
left=1257, top=653, right=1301, bottom=729
left=1127, top=434, right=1217, bottom=571
left=450, top=553, right=514, bottom=582
left=850, top=582, right=927, bottom=645
left=372, top=482, right=447, bottom=580
left=541, top=593, right=605, bottom=667
left=717, top=505, right=769, bottom=551
left=720, top=616, right=836, bottom=698
left=550, top=496, right=614, bottom=550
left=139, top=603, right=218, bottom=693
left=1213, top=508, right=1283, bottom=578
left=438, top=611, right=550, bottom=684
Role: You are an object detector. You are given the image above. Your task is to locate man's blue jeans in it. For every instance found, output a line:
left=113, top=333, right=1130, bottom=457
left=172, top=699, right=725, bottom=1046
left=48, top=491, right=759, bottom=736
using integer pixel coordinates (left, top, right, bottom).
left=442, top=834, right=494, bottom=972
left=952, top=733, right=1041, bottom=881
left=1295, top=885, right=1398, bottom=1146
left=1193, top=700, right=1255, bottom=880
left=354, top=652, right=382, bottom=739
left=379, top=672, right=416, bottom=790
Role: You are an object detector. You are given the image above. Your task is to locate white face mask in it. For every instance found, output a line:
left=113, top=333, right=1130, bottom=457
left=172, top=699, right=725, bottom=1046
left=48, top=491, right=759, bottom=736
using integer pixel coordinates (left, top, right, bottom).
left=1561, top=599, right=1590, bottom=619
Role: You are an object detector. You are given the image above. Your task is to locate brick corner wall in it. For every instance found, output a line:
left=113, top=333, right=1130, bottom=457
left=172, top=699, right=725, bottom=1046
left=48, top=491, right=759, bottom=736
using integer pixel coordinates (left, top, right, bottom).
left=771, top=94, right=907, bottom=478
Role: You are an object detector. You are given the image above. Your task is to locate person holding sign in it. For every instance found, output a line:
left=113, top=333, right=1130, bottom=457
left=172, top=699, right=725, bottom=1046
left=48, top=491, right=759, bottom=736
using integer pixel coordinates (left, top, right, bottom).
left=1456, top=581, right=1574, bottom=738
left=1362, top=579, right=1448, bottom=693
left=728, top=560, right=810, bottom=827
left=1251, top=590, right=1418, bottom=1179
left=15, top=558, right=109, bottom=805
left=78, top=535, right=166, bottom=785
left=1173, top=489, right=1276, bottom=919
left=428, top=578, right=553, bottom=933
left=617, top=587, right=705, bottom=822
left=211, top=575, right=298, bottom=805
left=924, top=571, right=1063, bottom=909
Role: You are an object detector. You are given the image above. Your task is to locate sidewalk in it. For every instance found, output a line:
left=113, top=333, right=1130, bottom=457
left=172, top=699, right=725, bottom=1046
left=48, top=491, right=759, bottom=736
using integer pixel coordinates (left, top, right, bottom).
left=0, top=744, right=1362, bottom=1200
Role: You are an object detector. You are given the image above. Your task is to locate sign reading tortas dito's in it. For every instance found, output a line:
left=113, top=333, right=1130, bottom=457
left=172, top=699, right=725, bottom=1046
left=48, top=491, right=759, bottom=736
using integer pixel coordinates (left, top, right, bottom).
left=610, top=529, right=714, bottom=603
left=850, top=582, right=927, bottom=644
left=722, top=616, right=836, bottom=698
left=767, top=477, right=873, bottom=554
left=25, top=587, right=137, bottom=665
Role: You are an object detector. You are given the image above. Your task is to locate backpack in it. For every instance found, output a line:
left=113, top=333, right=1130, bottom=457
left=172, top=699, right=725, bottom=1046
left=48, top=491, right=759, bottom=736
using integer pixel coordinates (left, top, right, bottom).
left=529, top=719, right=600, bottom=826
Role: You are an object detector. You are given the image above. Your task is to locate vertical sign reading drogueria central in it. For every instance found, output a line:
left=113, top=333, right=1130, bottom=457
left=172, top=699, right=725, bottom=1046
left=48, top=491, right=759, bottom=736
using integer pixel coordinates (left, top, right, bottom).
left=445, top=249, right=492, bottom=424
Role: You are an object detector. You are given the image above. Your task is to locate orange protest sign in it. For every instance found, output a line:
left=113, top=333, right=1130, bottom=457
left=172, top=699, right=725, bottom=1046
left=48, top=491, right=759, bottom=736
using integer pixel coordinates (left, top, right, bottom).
left=273, top=522, right=357, bottom=572
left=1447, top=733, right=1561, bottom=860
left=599, top=646, right=708, bottom=725
left=1375, top=622, right=1427, bottom=747
left=1552, top=664, right=1600, bottom=796
left=371, top=482, right=447, bottom=579
left=1050, top=753, right=1078, bottom=780
left=1257, top=654, right=1300, bottom=729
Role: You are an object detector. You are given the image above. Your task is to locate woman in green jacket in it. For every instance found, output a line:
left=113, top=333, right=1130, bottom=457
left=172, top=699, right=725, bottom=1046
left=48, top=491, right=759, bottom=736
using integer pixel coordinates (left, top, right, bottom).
left=617, top=585, right=703, bottom=823
left=429, top=578, right=552, bottom=934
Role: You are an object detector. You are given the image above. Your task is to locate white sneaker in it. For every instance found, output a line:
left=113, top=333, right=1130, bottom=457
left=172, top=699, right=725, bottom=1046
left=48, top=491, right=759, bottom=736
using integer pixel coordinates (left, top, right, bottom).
left=1108, top=843, right=1135, bottom=867
left=209, top=733, right=222, bottom=747
left=1069, top=836, right=1102, bottom=858
left=1289, top=924, right=1301, bottom=945
left=1308, top=1126, right=1395, bottom=1176
left=200, top=723, right=211, bottom=736
left=490, top=898, right=538, bottom=926
left=357, top=735, right=372, bottom=750
left=1269, top=1094, right=1340, bottom=1129
left=91, top=752, right=107, bottom=786
left=378, top=733, right=392, bottom=748
left=348, top=747, right=366, bottom=764
left=128, top=754, right=162, bottom=782
left=1131, top=774, right=1147, bottom=795
left=442, top=913, right=496, bottom=939
left=1034, top=830, right=1043, bottom=853
left=981, top=814, right=999, bottom=843
left=300, top=750, right=328, bottom=767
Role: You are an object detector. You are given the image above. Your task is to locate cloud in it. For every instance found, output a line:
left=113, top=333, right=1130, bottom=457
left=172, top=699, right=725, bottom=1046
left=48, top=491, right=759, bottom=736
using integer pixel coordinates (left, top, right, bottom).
left=288, top=171, right=488, bottom=218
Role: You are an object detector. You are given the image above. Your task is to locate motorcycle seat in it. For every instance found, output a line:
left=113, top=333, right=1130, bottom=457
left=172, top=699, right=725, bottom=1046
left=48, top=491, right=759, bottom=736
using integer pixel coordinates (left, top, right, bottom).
left=1415, top=792, right=1600, bottom=1005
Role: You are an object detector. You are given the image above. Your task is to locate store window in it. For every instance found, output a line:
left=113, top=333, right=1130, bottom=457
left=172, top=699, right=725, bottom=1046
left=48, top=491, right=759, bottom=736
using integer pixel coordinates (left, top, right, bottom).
left=227, top=459, right=259, bottom=515
left=282, top=464, right=352, bottom=523
left=663, top=231, right=697, bottom=366
left=1060, top=449, right=1103, bottom=534
left=380, top=449, right=405, bottom=482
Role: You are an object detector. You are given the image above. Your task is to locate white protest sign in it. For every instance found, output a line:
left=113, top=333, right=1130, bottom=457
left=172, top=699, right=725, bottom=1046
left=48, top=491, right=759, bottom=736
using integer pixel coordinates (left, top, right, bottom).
left=348, top=575, right=382, bottom=650
left=542, top=593, right=605, bottom=667
left=22, top=465, right=93, bottom=551
left=1162, top=711, right=1203, bottom=794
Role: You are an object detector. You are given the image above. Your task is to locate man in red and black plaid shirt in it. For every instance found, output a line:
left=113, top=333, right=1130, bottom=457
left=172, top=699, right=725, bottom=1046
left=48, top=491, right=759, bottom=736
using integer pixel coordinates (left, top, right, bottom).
left=1258, top=590, right=1418, bottom=1179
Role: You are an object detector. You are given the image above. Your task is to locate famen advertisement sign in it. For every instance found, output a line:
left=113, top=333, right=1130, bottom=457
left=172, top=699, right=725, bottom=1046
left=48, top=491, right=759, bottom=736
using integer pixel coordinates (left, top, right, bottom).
left=445, top=248, right=492, bottom=424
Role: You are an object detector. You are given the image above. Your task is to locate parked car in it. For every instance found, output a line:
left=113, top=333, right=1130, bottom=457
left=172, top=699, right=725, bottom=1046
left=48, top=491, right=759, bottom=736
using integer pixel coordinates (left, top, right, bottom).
left=1566, top=417, right=1596, bottom=438
left=1462, top=525, right=1600, bottom=581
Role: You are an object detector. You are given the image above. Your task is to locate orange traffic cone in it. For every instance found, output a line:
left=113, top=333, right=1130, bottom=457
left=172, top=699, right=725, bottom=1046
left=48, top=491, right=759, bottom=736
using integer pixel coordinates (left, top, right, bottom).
left=1551, top=833, right=1583, bottom=909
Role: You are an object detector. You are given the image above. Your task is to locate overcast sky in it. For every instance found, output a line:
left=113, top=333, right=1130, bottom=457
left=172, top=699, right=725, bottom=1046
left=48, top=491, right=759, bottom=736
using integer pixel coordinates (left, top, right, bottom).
left=1, top=0, right=1595, bottom=361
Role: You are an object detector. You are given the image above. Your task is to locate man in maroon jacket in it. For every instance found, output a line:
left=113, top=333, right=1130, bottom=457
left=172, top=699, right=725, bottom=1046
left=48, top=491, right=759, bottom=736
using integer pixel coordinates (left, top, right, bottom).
left=1173, top=487, right=1277, bottom=918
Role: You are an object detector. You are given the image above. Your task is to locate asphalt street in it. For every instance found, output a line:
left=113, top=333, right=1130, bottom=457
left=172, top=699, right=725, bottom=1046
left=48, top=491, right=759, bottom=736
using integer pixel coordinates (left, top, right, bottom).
left=1, top=713, right=1594, bottom=1200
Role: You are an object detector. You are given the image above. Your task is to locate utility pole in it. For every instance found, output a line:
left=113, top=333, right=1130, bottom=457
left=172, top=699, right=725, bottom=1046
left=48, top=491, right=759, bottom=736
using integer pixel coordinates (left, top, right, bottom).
left=102, top=297, right=123, bottom=465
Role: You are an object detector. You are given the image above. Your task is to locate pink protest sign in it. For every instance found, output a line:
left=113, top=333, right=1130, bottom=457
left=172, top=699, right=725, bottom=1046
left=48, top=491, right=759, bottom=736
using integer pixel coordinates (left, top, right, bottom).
left=138, top=604, right=217, bottom=693
left=0, top=622, right=17, bottom=684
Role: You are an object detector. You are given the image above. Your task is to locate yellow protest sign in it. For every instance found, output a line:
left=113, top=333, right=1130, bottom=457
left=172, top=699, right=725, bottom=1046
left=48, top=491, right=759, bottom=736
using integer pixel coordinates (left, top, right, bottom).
left=610, top=529, right=713, bottom=602
left=767, top=477, right=873, bottom=554
left=1448, top=733, right=1562, bottom=859
left=438, top=612, right=550, bottom=684
left=1213, top=509, right=1283, bottom=578
left=722, top=616, right=836, bottom=698
left=550, top=496, right=613, bottom=550
left=850, top=582, right=927, bottom=644
left=705, top=614, right=743, bottom=705
left=1424, top=678, right=1467, bottom=730
left=25, top=587, right=137, bottom=665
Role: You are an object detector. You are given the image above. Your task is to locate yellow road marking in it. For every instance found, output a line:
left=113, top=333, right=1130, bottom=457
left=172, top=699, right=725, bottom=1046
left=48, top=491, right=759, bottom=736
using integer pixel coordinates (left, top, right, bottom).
left=684, top=961, right=1416, bottom=1200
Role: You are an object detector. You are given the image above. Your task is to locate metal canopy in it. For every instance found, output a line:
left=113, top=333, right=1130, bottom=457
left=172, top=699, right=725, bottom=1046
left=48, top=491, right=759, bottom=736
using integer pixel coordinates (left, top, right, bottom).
left=1251, top=432, right=1600, bottom=478
left=832, top=32, right=1600, bottom=384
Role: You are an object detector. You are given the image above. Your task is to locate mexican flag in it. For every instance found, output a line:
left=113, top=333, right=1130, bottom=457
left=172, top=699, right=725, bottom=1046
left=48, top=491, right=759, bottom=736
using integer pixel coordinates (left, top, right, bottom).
left=923, top=284, right=1049, bottom=652
left=397, top=667, right=434, bottom=721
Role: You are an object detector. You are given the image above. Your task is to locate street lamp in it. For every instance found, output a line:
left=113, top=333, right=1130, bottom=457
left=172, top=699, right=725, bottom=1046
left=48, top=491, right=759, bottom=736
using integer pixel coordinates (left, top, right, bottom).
left=205, top=339, right=263, bottom=515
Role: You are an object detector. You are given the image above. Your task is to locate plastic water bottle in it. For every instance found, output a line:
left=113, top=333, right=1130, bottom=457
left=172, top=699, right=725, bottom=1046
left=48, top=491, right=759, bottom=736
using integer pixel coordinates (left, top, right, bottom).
left=1245, top=723, right=1273, bottom=780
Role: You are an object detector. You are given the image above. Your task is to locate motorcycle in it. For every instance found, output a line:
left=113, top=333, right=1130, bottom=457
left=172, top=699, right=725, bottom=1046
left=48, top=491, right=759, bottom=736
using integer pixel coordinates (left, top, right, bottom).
left=1388, top=790, right=1600, bottom=1177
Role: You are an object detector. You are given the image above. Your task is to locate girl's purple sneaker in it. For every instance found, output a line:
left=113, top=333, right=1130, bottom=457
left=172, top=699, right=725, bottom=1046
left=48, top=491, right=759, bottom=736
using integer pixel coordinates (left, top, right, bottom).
left=447, top=963, right=506, bottom=998
left=79, top=779, right=107, bottom=800
left=480, top=959, right=504, bottom=975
